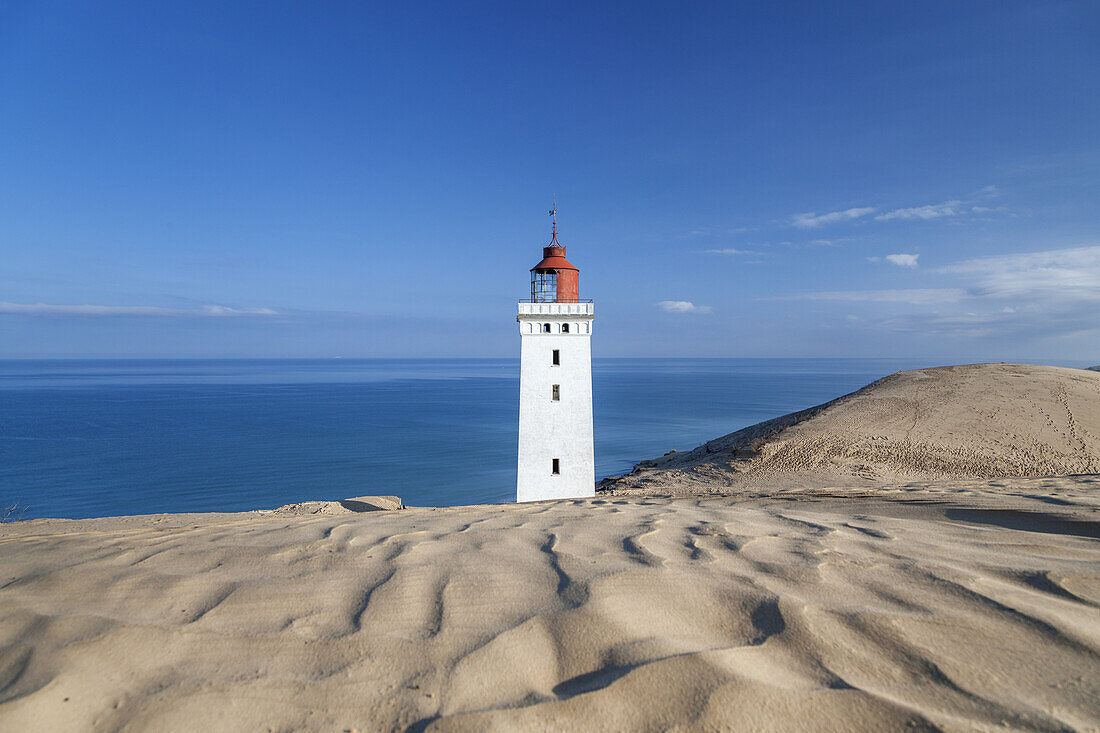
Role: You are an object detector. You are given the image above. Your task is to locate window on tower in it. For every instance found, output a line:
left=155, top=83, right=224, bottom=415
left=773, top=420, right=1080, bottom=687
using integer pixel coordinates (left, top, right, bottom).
left=552, top=458, right=560, bottom=475
left=543, top=323, right=551, bottom=333
left=562, top=323, right=569, bottom=333
left=551, top=384, right=560, bottom=401
left=552, top=349, right=560, bottom=366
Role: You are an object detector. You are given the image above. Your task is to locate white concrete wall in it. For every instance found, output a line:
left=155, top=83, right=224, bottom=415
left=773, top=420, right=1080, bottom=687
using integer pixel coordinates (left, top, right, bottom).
left=516, top=308, right=595, bottom=502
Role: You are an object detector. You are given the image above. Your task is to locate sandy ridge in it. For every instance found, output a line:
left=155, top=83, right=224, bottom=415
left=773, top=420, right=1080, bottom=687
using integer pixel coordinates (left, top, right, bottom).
left=601, top=363, right=1100, bottom=496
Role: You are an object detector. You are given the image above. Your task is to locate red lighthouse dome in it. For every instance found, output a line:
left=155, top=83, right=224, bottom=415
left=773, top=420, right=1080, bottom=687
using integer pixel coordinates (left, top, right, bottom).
left=530, top=217, right=579, bottom=303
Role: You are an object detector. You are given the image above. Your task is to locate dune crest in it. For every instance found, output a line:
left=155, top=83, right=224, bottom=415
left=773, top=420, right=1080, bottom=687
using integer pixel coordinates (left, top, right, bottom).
left=602, top=363, right=1100, bottom=496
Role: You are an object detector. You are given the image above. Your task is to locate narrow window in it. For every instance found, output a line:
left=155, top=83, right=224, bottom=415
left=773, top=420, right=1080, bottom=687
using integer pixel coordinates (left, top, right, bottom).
left=552, top=458, right=560, bottom=475
left=551, top=384, right=560, bottom=401
left=551, top=349, right=560, bottom=366
left=562, top=323, right=569, bottom=333
left=543, top=323, right=551, bottom=333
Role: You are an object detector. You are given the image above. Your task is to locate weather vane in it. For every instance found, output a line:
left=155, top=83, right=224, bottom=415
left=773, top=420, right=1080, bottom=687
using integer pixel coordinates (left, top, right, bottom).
left=548, top=197, right=559, bottom=241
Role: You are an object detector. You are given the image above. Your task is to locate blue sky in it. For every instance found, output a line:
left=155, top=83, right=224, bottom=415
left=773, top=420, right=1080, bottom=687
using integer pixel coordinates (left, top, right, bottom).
left=1, top=1, right=1097, bottom=360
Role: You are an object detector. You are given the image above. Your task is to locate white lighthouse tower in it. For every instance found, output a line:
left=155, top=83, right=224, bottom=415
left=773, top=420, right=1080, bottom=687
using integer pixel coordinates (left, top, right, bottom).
left=516, top=207, right=595, bottom=502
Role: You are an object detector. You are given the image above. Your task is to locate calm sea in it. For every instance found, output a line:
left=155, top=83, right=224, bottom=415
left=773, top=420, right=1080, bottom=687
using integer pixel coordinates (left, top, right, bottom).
left=2, top=358, right=938, bottom=520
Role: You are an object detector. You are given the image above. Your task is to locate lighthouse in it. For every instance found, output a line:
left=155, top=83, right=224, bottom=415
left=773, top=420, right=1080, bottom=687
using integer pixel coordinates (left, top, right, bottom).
left=516, top=207, right=595, bottom=502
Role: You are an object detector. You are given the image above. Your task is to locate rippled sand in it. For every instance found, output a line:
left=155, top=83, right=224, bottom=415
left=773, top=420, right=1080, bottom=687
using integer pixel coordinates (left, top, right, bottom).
left=2, top=477, right=1098, bottom=731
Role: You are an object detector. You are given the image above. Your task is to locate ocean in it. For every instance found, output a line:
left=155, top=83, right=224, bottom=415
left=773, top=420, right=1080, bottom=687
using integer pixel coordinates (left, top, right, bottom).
left=2, top=358, right=937, bottom=520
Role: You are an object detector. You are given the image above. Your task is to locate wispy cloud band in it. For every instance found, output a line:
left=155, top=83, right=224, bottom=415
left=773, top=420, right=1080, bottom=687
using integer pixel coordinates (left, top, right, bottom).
left=783, top=244, right=1100, bottom=339
left=938, top=245, right=1100, bottom=299
left=875, top=201, right=966, bottom=221
left=790, top=207, right=875, bottom=228
left=703, top=248, right=760, bottom=255
left=774, top=289, right=966, bottom=305
left=0, top=302, right=279, bottom=317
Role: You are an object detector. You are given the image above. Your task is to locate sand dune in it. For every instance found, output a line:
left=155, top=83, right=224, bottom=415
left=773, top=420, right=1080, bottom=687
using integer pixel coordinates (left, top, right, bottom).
left=601, top=363, right=1100, bottom=496
left=1, top=478, right=1098, bottom=731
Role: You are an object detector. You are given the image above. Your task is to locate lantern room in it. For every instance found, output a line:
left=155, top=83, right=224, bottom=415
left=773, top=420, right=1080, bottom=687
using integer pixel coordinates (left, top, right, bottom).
left=530, top=224, right=579, bottom=303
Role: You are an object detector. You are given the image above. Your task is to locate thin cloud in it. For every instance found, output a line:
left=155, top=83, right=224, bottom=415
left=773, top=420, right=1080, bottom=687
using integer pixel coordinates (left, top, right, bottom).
left=200, top=305, right=279, bottom=316
left=772, top=241, right=1098, bottom=341
left=937, top=245, right=1100, bottom=300
left=879, top=310, right=1011, bottom=337
left=861, top=244, right=1100, bottom=338
left=657, top=300, right=713, bottom=314
left=776, top=289, right=966, bottom=305
left=790, top=207, right=875, bottom=228
left=702, top=248, right=761, bottom=255
left=776, top=238, right=849, bottom=248
left=885, top=253, right=919, bottom=268
left=876, top=200, right=966, bottom=221
left=684, top=225, right=758, bottom=238
left=876, top=187, right=1003, bottom=222
left=789, top=186, right=1003, bottom=230
left=880, top=304, right=1100, bottom=338
left=0, top=302, right=279, bottom=317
